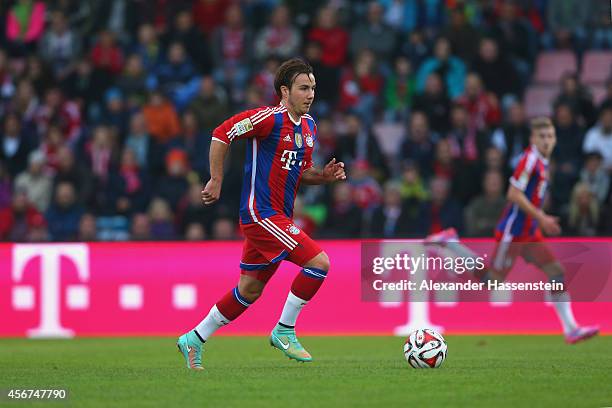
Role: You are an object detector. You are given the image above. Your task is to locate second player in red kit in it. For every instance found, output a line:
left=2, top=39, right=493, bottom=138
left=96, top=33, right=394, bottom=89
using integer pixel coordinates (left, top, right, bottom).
left=428, top=117, right=599, bottom=345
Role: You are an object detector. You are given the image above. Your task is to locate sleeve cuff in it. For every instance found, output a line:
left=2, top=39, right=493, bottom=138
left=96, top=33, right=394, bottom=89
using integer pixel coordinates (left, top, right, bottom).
left=509, top=177, right=526, bottom=191
left=211, top=137, right=229, bottom=145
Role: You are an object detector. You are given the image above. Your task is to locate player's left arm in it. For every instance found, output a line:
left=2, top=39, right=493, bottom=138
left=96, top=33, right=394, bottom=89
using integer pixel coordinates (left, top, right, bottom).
left=300, top=122, right=346, bottom=185
left=301, top=158, right=346, bottom=185
left=507, top=184, right=561, bottom=236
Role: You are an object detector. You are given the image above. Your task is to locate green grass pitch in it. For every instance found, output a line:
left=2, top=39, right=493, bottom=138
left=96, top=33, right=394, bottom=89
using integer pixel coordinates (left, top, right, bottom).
left=1, top=335, right=611, bottom=407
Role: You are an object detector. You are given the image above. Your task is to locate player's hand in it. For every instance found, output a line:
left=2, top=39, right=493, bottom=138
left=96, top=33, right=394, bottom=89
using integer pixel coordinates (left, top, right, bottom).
left=323, top=158, right=346, bottom=182
left=540, top=214, right=561, bottom=236
left=202, top=179, right=221, bottom=205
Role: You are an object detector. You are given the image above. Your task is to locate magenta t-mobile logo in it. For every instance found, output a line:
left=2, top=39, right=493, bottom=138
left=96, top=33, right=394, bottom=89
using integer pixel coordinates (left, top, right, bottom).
left=12, top=244, right=89, bottom=338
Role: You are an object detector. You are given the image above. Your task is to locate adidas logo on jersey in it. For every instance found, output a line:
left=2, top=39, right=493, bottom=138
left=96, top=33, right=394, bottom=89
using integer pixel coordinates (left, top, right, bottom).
left=283, top=135, right=292, bottom=142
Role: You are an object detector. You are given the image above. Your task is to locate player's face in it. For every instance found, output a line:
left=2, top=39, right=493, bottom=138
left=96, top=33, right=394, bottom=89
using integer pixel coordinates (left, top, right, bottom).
left=532, top=126, right=556, bottom=158
left=288, top=73, right=316, bottom=115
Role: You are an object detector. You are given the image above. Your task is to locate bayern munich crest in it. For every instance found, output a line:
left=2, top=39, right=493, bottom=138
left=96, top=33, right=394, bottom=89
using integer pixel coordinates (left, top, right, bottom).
left=294, top=133, right=303, bottom=148
left=305, top=135, right=313, bottom=147
left=287, top=225, right=301, bottom=235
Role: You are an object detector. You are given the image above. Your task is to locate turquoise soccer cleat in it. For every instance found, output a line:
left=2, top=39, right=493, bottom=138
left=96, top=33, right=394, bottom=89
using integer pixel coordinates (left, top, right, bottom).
left=177, top=331, right=204, bottom=370
left=270, top=325, right=313, bottom=362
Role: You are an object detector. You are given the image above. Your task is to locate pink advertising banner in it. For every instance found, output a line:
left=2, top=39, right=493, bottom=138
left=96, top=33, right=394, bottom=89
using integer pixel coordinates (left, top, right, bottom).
left=0, top=240, right=610, bottom=338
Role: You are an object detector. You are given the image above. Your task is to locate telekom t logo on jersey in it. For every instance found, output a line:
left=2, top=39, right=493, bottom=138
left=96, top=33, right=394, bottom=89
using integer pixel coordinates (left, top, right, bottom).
left=280, top=150, right=299, bottom=170
left=12, top=244, right=89, bottom=338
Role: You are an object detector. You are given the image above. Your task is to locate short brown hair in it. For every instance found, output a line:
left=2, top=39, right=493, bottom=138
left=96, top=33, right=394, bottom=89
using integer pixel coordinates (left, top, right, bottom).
left=274, top=58, right=313, bottom=98
left=530, top=116, right=554, bottom=131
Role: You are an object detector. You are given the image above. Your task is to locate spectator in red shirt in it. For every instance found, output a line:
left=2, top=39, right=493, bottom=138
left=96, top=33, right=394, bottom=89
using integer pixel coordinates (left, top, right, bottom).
left=40, top=125, right=65, bottom=175
left=432, top=138, right=456, bottom=181
left=0, top=189, right=45, bottom=241
left=35, top=87, right=82, bottom=145
left=348, top=159, right=383, bottom=213
left=90, top=30, right=124, bottom=76
left=211, top=4, right=253, bottom=101
left=420, top=176, right=463, bottom=235
left=456, top=73, right=501, bottom=133
left=308, top=6, right=349, bottom=68
left=254, top=4, right=301, bottom=61
left=85, top=125, right=117, bottom=184
left=106, top=147, right=151, bottom=216
left=339, top=49, right=383, bottom=124
left=303, top=41, right=339, bottom=116
left=251, top=56, right=281, bottom=106
left=192, top=0, right=231, bottom=38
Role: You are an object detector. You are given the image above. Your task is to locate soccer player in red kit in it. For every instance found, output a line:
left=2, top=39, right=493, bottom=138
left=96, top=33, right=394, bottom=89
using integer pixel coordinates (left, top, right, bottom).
left=428, top=117, right=598, bottom=344
left=177, top=58, right=346, bottom=370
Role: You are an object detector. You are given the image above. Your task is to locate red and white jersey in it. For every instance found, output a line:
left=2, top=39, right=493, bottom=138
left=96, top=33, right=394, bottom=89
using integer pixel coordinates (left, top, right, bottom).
left=496, top=145, right=549, bottom=239
left=212, top=103, right=316, bottom=225
left=35, top=101, right=82, bottom=143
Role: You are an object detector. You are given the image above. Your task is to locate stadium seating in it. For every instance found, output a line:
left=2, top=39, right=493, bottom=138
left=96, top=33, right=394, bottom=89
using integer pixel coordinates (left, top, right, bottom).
left=533, top=51, right=577, bottom=84
left=523, top=85, right=558, bottom=118
left=580, top=51, right=612, bottom=85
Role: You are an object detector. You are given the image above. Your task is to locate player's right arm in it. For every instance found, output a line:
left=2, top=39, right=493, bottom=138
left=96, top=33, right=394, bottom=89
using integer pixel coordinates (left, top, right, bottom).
left=202, top=140, right=228, bottom=205
left=506, top=154, right=560, bottom=236
left=202, top=107, right=275, bottom=205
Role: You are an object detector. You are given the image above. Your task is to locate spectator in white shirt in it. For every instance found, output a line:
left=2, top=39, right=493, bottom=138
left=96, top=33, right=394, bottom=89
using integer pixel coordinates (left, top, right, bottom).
left=583, top=102, right=612, bottom=171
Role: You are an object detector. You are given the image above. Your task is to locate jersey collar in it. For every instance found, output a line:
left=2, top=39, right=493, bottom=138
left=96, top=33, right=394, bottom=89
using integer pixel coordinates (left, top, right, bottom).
left=280, top=102, right=302, bottom=126
left=530, top=144, right=549, bottom=165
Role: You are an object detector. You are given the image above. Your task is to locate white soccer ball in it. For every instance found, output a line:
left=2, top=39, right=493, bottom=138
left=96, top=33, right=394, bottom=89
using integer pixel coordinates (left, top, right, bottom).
left=403, top=328, right=447, bottom=368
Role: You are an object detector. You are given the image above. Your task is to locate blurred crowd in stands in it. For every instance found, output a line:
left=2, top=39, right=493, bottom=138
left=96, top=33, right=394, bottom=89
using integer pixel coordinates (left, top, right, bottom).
left=0, top=0, right=611, bottom=242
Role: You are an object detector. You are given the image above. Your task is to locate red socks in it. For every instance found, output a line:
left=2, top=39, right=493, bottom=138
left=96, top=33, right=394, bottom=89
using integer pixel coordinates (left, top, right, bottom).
left=216, top=287, right=251, bottom=321
left=290, top=267, right=328, bottom=301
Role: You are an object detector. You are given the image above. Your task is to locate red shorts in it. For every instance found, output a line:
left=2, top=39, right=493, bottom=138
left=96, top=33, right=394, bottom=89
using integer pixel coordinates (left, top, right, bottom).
left=491, top=229, right=556, bottom=278
left=239, top=214, right=323, bottom=283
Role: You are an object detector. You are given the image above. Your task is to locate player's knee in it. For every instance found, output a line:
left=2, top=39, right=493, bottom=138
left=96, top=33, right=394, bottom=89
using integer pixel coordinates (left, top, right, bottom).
left=238, top=277, right=265, bottom=302
left=305, top=251, right=330, bottom=272
left=239, top=285, right=263, bottom=303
